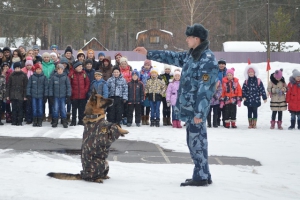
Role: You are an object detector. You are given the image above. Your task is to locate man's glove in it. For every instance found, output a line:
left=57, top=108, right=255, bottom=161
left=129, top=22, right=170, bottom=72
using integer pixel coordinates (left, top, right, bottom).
left=66, top=96, right=71, bottom=104
left=167, top=101, right=171, bottom=107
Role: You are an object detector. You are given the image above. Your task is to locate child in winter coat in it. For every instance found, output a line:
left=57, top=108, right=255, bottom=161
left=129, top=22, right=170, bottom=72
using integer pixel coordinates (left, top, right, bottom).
left=68, top=61, right=90, bottom=126
left=106, top=67, right=128, bottom=125
left=220, top=68, right=242, bottom=128
left=242, top=65, right=267, bottom=129
left=166, top=70, right=181, bottom=128
left=145, top=67, right=166, bottom=127
left=88, top=71, right=108, bottom=98
left=267, top=69, right=287, bottom=130
left=160, top=64, right=173, bottom=126
left=1, top=62, right=13, bottom=123
left=127, top=69, right=144, bottom=127
left=99, top=56, right=113, bottom=81
left=139, top=59, right=152, bottom=125
left=207, top=80, right=222, bottom=128
left=217, top=59, right=227, bottom=126
left=6, top=62, right=28, bottom=126
left=0, top=70, right=5, bottom=125
left=27, top=63, right=48, bottom=127
left=49, top=64, right=71, bottom=128
left=286, top=69, right=300, bottom=130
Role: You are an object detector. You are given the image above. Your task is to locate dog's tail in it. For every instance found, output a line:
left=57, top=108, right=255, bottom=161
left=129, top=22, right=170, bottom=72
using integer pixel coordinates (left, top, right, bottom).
left=47, top=172, right=82, bottom=180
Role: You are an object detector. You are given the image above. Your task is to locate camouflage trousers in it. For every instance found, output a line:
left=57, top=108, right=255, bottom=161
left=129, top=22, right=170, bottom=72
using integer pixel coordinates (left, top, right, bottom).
left=186, top=121, right=211, bottom=181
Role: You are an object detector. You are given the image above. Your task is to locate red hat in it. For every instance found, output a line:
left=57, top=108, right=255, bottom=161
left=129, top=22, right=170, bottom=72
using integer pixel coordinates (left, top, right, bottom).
left=33, top=63, right=42, bottom=71
left=115, top=52, right=122, bottom=59
left=26, top=56, right=33, bottom=60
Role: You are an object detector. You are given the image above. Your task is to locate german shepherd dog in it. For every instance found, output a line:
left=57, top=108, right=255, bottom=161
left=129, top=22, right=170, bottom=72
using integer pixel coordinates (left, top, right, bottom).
left=47, top=90, right=129, bottom=183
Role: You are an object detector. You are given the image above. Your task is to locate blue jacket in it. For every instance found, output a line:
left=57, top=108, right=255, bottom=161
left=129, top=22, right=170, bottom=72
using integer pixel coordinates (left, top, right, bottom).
left=218, top=68, right=227, bottom=83
left=85, top=68, right=95, bottom=83
left=107, top=74, right=128, bottom=100
left=48, top=73, right=71, bottom=98
left=89, top=79, right=108, bottom=98
left=242, top=76, right=267, bottom=107
left=147, top=40, right=218, bottom=122
left=26, top=72, right=48, bottom=98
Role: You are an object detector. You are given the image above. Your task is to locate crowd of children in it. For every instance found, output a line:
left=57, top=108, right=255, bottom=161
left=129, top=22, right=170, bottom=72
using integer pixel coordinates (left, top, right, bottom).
left=0, top=45, right=300, bottom=130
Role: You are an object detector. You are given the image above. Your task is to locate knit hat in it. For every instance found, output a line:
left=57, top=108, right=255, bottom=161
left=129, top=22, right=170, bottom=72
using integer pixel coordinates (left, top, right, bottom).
left=42, top=52, right=50, bottom=58
left=86, top=49, right=95, bottom=59
left=33, top=63, right=42, bottom=71
left=77, top=49, right=85, bottom=59
left=64, top=46, right=73, bottom=54
left=119, top=57, right=128, bottom=64
left=50, top=44, right=58, bottom=50
left=60, top=57, right=68, bottom=65
left=25, top=59, right=33, bottom=66
left=73, top=61, right=83, bottom=69
left=98, top=52, right=105, bottom=58
left=94, top=70, right=103, bottom=76
left=18, top=45, right=26, bottom=50
left=174, top=71, right=181, bottom=76
left=132, top=69, right=140, bottom=77
left=50, top=52, right=57, bottom=58
left=185, top=23, right=208, bottom=40
left=3, top=47, right=11, bottom=53
left=144, top=59, right=152, bottom=66
left=85, top=59, right=93, bottom=66
left=164, top=64, right=172, bottom=70
left=292, top=69, right=300, bottom=78
left=114, top=52, right=122, bottom=59
left=13, top=62, right=22, bottom=69
left=57, top=64, right=64, bottom=70
left=218, top=59, right=226, bottom=65
left=32, top=45, right=39, bottom=50
left=26, top=56, right=33, bottom=61
left=274, top=68, right=283, bottom=79
left=226, top=68, right=235, bottom=76
left=1, top=62, right=10, bottom=68
left=150, top=67, right=158, bottom=74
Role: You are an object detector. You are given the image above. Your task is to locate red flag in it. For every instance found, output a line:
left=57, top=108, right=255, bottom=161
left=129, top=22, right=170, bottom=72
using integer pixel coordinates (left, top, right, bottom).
left=266, top=59, right=271, bottom=71
left=248, top=58, right=251, bottom=65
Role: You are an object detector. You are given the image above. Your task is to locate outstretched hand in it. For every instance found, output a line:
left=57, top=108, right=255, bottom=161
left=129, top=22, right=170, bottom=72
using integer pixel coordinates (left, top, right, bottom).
left=133, top=47, right=147, bottom=55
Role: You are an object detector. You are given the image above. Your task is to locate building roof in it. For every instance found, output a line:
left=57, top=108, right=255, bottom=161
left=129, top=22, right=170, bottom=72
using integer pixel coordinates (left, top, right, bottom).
left=136, top=29, right=173, bottom=40
left=81, top=37, right=108, bottom=51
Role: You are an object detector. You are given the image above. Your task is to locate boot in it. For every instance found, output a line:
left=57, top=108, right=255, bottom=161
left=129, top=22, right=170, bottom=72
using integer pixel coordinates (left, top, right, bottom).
left=33, top=117, right=38, bottom=127
left=67, top=112, right=71, bottom=122
left=298, top=120, right=300, bottom=130
left=252, top=118, right=257, bottom=129
left=163, top=117, right=167, bottom=126
left=52, top=118, right=58, bottom=128
left=212, top=114, right=218, bottom=128
left=172, top=120, right=177, bottom=128
left=288, top=120, right=295, bottom=130
left=224, top=121, right=230, bottom=128
left=217, top=118, right=220, bottom=126
left=47, top=114, right=52, bottom=123
left=155, top=119, right=160, bottom=127
left=207, top=114, right=211, bottom=128
left=180, top=179, right=208, bottom=187
left=248, top=118, right=253, bottom=129
left=231, top=121, right=237, bottom=128
left=270, top=120, right=276, bottom=129
left=17, top=117, right=23, bottom=126
left=62, top=118, right=68, bottom=128
left=6, top=112, right=12, bottom=123
left=78, top=120, right=84, bottom=126
left=277, top=121, right=283, bottom=130
left=145, top=116, right=150, bottom=125
left=37, top=117, right=43, bottom=127
left=166, top=117, right=172, bottom=126
left=150, top=119, right=155, bottom=127
left=141, top=116, right=146, bottom=125
left=177, top=120, right=182, bottom=128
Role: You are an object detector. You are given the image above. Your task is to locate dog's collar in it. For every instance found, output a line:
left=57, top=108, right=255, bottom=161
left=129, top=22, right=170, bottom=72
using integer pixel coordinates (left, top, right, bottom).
left=85, top=114, right=101, bottom=119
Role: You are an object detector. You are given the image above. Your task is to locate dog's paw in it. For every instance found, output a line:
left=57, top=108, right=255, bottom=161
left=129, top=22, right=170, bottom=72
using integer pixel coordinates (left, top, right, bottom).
left=104, top=175, right=110, bottom=179
left=94, top=178, right=103, bottom=183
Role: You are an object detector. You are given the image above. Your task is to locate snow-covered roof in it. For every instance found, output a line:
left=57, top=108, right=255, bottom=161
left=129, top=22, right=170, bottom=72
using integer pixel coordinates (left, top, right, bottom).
left=0, top=37, right=41, bottom=48
left=81, top=37, right=109, bottom=51
left=136, top=29, right=173, bottom=40
left=223, top=41, right=300, bottom=52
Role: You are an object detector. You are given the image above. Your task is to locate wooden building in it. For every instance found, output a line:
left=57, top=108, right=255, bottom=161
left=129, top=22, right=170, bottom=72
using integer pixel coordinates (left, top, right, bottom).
left=136, top=29, right=176, bottom=51
left=81, top=37, right=108, bottom=51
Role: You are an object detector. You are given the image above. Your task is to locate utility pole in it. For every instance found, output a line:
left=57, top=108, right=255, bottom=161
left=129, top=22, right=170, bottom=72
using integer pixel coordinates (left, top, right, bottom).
left=266, top=0, right=270, bottom=60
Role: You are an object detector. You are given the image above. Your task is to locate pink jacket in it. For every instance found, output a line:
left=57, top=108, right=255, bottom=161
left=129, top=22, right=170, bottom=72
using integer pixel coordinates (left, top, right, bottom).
left=166, top=80, right=180, bottom=106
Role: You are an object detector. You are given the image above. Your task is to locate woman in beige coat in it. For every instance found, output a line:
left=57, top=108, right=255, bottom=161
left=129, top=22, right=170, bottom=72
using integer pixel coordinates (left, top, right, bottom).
left=267, top=69, right=287, bottom=130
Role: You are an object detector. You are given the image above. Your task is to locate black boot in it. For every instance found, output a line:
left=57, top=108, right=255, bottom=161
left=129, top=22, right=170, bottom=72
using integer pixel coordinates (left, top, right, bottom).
left=33, top=117, right=38, bottom=127
left=166, top=117, right=172, bottom=126
left=155, top=119, right=160, bottom=127
left=77, top=120, right=84, bottom=126
left=37, top=117, right=43, bottom=127
left=185, top=178, right=212, bottom=185
left=288, top=120, right=296, bottom=130
left=180, top=179, right=208, bottom=187
left=163, top=117, right=167, bottom=126
left=52, top=118, right=58, bottom=128
left=70, top=119, right=76, bottom=126
left=150, top=119, right=155, bottom=127
left=213, top=114, right=218, bottom=128
left=62, top=118, right=68, bottom=128
left=217, top=118, right=220, bottom=126
left=207, top=114, right=211, bottom=128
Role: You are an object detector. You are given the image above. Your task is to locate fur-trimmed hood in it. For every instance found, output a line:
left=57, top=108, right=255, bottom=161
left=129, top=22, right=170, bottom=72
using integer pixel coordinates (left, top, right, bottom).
left=270, top=73, right=285, bottom=85
left=188, top=40, right=209, bottom=61
left=289, top=76, right=300, bottom=85
left=244, top=64, right=259, bottom=80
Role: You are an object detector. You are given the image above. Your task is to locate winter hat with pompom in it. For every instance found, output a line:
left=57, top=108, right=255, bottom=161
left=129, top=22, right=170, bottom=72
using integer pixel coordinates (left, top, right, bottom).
left=174, top=71, right=181, bottom=76
left=292, top=69, right=300, bottom=78
left=274, top=68, right=283, bottom=79
left=132, top=69, right=140, bottom=78
left=226, top=68, right=235, bottom=76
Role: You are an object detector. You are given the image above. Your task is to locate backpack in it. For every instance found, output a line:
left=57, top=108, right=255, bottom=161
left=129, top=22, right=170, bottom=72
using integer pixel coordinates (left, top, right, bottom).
left=245, top=78, right=261, bottom=86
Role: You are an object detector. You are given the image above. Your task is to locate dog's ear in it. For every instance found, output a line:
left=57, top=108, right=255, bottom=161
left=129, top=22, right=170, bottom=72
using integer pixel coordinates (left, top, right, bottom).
left=90, top=89, right=97, bottom=102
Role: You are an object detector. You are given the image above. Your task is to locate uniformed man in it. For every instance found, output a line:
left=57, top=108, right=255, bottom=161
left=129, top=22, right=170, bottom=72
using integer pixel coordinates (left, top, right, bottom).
left=134, top=23, right=218, bottom=187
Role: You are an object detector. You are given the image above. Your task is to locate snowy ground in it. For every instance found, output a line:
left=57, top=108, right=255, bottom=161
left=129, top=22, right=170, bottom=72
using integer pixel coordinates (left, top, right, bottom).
left=0, top=61, right=300, bottom=200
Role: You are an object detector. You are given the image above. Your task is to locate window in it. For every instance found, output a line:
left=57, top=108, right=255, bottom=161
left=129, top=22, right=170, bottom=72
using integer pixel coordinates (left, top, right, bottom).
left=149, top=36, right=160, bottom=44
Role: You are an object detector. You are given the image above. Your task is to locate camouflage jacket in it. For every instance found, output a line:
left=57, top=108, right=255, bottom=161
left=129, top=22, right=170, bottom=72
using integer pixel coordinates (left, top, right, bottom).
left=145, top=77, right=166, bottom=102
left=147, top=40, right=218, bottom=122
left=80, top=119, right=122, bottom=181
left=0, top=74, right=6, bottom=101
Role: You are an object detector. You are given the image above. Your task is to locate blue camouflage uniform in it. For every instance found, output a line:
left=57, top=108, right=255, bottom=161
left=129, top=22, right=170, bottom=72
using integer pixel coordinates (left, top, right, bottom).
left=147, top=39, right=218, bottom=182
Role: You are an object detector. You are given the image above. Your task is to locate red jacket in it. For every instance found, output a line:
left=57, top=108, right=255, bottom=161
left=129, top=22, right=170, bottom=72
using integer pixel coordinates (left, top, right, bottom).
left=120, top=66, right=132, bottom=83
left=221, top=77, right=242, bottom=104
left=286, top=78, right=300, bottom=111
left=68, top=70, right=90, bottom=99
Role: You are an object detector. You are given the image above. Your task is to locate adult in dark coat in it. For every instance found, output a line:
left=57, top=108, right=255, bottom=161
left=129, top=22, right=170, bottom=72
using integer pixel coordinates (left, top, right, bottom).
left=99, top=56, right=113, bottom=81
